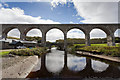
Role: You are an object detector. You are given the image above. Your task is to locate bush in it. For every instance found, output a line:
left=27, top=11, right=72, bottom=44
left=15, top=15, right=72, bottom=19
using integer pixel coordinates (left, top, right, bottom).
left=9, top=47, right=47, bottom=56
left=76, top=45, right=120, bottom=57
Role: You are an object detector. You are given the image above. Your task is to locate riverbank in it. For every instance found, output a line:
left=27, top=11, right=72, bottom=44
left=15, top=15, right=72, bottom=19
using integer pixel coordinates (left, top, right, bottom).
left=76, top=51, right=120, bottom=63
left=2, top=55, right=38, bottom=78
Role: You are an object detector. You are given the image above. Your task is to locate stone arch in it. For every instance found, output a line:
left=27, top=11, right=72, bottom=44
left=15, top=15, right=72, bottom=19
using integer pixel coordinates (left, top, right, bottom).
left=24, top=27, right=42, bottom=36
left=90, top=28, right=107, bottom=38
left=7, top=28, right=20, bottom=39
left=46, top=28, right=65, bottom=50
left=26, top=28, right=42, bottom=37
left=3, top=27, right=20, bottom=39
left=3, top=27, right=20, bottom=35
left=90, top=27, right=116, bottom=46
left=90, top=28, right=107, bottom=44
left=46, top=28, right=64, bottom=42
left=90, top=27, right=110, bottom=36
left=67, top=28, right=85, bottom=45
left=45, top=27, right=64, bottom=35
left=67, top=27, right=86, bottom=35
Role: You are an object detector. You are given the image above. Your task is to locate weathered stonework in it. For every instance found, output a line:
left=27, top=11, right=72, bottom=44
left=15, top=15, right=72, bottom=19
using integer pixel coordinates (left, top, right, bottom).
left=1, top=24, right=119, bottom=49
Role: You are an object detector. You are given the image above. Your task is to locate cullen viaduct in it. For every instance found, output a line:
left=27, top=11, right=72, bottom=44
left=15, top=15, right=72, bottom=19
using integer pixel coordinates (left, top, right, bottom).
left=1, top=24, right=119, bottom=49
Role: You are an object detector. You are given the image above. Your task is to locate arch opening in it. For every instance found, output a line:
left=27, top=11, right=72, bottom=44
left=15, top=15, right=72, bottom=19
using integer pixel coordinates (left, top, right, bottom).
left=114, top=29, right=120, bottom=37
left=114, top=29, right=120, bottom=44
left=92, top=60, right=109, bottom=72
left=67, top=54, right=86, bottom=72
left=7, top=28, right=20, bottom=40
left=67, top=29, right=85, bottom=47
left=46, top=28, right=64, bottom=50
left=26, top=29, right=42, bottom=42
left=90, top=28, right=107, bottom=45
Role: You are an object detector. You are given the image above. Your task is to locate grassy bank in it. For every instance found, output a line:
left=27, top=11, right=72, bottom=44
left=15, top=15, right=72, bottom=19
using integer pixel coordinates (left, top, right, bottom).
left=74, top=43, right=120, bottom=47
left=9, top=47, right=47, bottom=56
left=0, top=51, right=10, bottom=56
left=0, top=47, right=48, bottom=56
left=74, top=44, right=120, bottom=57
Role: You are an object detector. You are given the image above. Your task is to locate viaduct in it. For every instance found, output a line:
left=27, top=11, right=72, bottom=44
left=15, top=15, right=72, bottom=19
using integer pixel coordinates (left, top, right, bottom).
left=1, top=24, right=119, bottom=49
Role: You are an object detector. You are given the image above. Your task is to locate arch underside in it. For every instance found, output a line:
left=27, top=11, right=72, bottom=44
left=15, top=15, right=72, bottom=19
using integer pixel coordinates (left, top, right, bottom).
left=1, top=24, right=118, bottom=47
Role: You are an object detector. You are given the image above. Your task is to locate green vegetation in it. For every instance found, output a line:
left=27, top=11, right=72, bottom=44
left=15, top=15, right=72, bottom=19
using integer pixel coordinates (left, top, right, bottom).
left=7, top=36, right=42, bottom=43
left=56, top=37, right=120, bottom=44
left=0, top=51, right=10, bottom=56
left=9, top=47, right=47, bottom=56
left=26, top=36, right=41, bottom=43
left=75, top=44, right=120, bottom=57
left=7, top=36, right=20, bottom=40
left=74, top=44, right=120, bottom=47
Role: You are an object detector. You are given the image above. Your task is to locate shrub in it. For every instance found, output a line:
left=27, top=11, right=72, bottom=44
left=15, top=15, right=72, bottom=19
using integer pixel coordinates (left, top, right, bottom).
left=9, top=47, right=47, bottom=56
left=76, top=45, right=120, bottom=57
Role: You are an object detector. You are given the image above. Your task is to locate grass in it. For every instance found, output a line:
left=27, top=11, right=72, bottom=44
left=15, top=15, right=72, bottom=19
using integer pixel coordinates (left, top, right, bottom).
left=74, top=43, right=120, bottom=47
left=9, top=47, right=47, bottom=56
left=0, top=47, right=48, bottom=56
left=74, top=44, right=120, bottom=57
left=0, top=51, right=10, bottom=56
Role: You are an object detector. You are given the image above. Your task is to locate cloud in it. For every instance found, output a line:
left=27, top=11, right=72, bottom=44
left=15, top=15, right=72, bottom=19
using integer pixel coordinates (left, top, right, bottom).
left=0, top=7, right=60, bottom=40
left=90, top=29, right=106, bottom=39
left=73, top=1, right=118, bottom=24
left=26, top=29, right=42, bottom=37
left=0, top=4, right=2, bottom=7
left=67, top=29, right=85, bottom=38
left=69, top=21, right=73, bottom=24
left=114, top=29, right=120, bottom=37
left=49, top=0, right=119, bottom=40
left=4, top=3, right=9, bottom=7
left=51, top=0, right=67, bottom=7
left=1, top=0, right=120, bottom=2
left=46, top=29, right=64, bottom=42
left=92, top=60, right=109, bottom=72
left=51, top=0, right=118, bottom=24
left=7, top=29, right=20, bottom=38
left=0, top=7, right=60, bottom=24
left=3, top=1, right=119, bottom=41
left=68, top=54, right=86, bottom=71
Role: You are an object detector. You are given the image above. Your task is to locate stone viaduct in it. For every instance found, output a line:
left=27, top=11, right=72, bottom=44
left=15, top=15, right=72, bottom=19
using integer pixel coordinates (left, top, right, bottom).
left=1, top=24, right=119, bottom=49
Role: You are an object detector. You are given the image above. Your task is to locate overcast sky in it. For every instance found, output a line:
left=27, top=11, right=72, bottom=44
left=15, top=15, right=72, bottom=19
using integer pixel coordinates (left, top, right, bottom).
left=0, top=0, right=120, bottom=42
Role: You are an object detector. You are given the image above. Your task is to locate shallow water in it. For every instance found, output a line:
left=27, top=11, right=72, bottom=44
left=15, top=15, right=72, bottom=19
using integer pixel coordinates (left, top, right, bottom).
left=27, top=47, right=120, bottom=79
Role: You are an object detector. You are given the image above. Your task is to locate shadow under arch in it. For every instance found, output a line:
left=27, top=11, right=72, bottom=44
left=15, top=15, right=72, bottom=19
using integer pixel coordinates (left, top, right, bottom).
left=67, top=27, right=86, bottom=35
left=45, top=27, right=65, bottom=35
left=3, top=27, right=20, bottom=35
left=6, top=28, right=21, bottom=39
left=90, top=27, right=110, bottom=36
left=24, top=27, right=42, bottom=36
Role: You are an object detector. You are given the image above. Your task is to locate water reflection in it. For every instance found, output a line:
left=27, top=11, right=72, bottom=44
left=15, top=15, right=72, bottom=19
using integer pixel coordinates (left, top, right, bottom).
left=46, top=48, right=64, bottom=74
left=92, top=60, right=109, bottom=72
left=118, top=67, right=120, bottom=70
left=27, top=48, right=120, bottom=78
left=67, top=54, right=86, bottom=71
